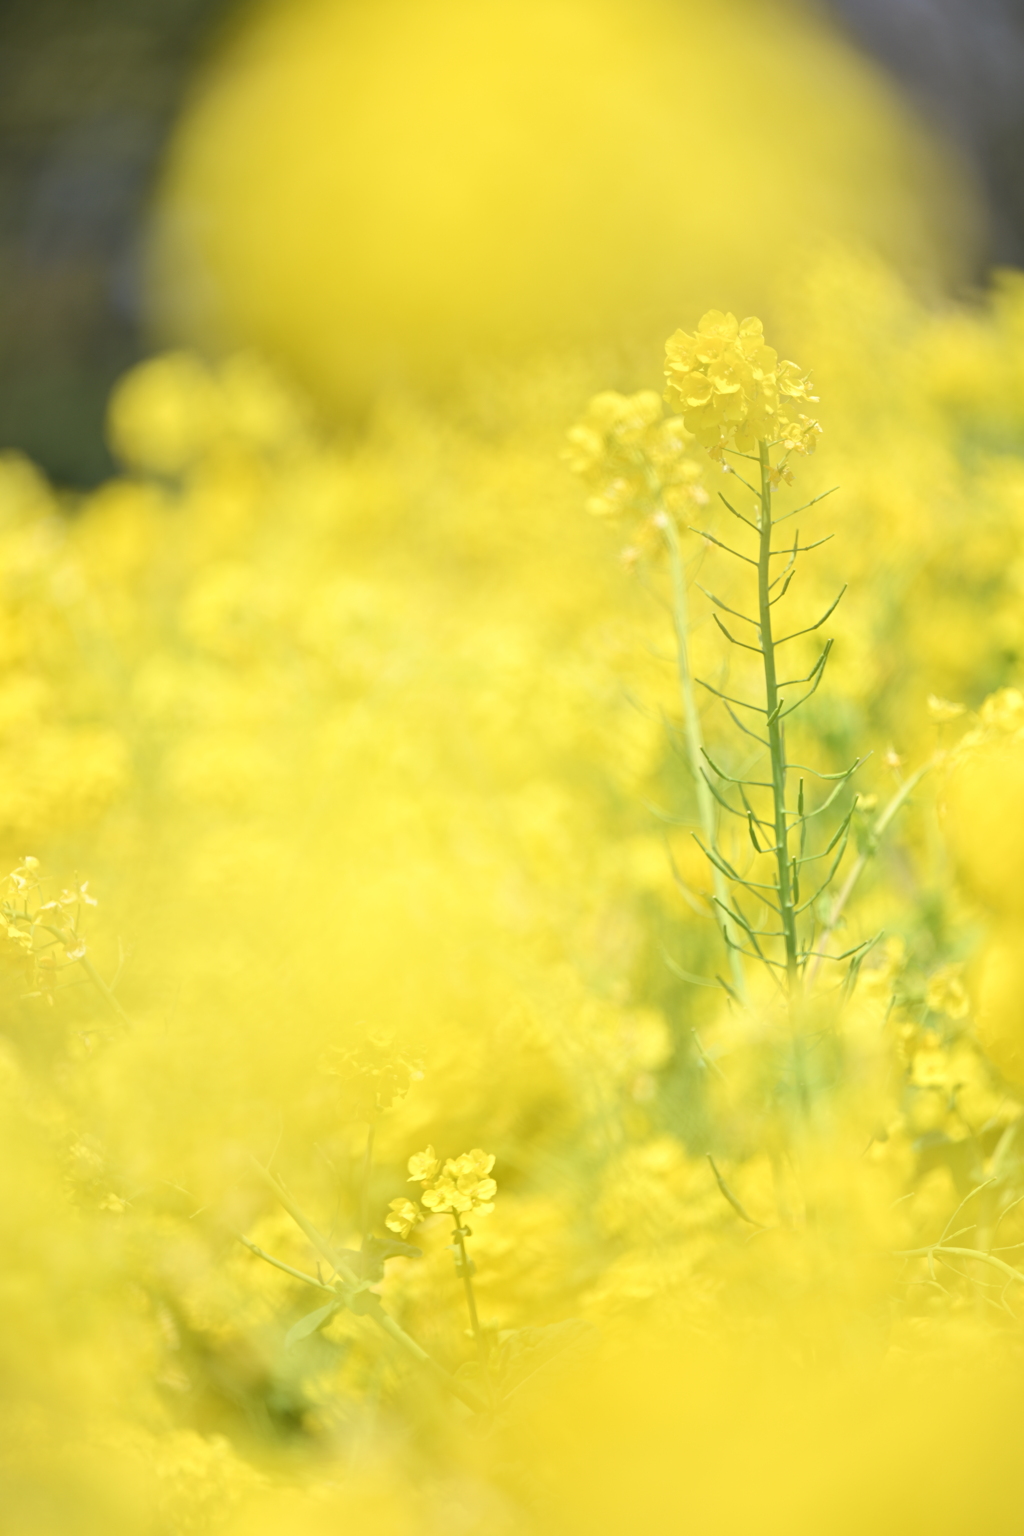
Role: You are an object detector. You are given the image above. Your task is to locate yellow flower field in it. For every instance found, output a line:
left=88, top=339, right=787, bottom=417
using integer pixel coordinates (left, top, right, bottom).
left=5, top=1, right=1024, bottom=1530
left=4, top=254, right=1024, bottom=1530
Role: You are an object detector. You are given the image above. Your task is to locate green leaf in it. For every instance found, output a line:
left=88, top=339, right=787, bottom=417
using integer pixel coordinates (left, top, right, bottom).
left=285, top=1301, right=340, bottom=1350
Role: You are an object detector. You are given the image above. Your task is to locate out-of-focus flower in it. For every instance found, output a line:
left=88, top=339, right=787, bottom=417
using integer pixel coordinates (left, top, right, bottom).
left=664, top=311, right=820, bottom=460
left=322, top=1033, right=423, bottom=1118
left=856, top=935, right=906, bottom=1003
left=927, top=694, right=966, bottom=723
left=564, top=390, right=708, bottom=549
left=385, top=1197, right=423, bottom=1240
left=925, top=963, right=970, bottom=1021
left=979, top=687, right=1024, bottom=736
left=0, top=911, right=33, bottom=953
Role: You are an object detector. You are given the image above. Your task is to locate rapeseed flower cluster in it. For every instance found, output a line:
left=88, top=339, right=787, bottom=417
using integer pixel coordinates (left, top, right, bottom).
left=562, top=390, right=708, bottom=525
left=387, top=1146, right=497, bottom=1238
left=664, top=310, right=821, bottom=463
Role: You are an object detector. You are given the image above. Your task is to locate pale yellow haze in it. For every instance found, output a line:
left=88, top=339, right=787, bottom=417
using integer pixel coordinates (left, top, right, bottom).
left=151, top=0, right=977, bottom=411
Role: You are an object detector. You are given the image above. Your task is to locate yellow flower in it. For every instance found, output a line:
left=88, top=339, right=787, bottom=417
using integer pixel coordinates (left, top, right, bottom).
left=664, top=311, right=820, bottom=460
left=979, top=687, right=1024, bottom=736
left=421, top=1177, right=467, bottom=1213
left=927, top=694, right=966, bottom=723
left=563, top=423, right=605, bottom=477
left=322, top=1033, right=422, bottom=1117
left=909, top=1031, right=952, bottom=1089
left=0, top=914, right=32, bottom=953
left=925, top=964, right=971, bottom=1021
left=385, top=1197, right=422, bottom=1239
left=416, top=1148, right=498, bottom=1216
left=565, top=389, right=707, bottom=530
left=5, top=859, right=41, bottom=897
left=407, top=1145, right=440, bottom=1184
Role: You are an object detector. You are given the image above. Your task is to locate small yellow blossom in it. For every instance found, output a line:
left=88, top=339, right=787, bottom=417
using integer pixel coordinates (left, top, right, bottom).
left=385, top=1197, right=422, bottom=1240
left=450, top=1147, right=495, bottom=1180
left=664, top=311, right=820, bottom=460
left=421, top=1177, right=468, bottom=1213
left=0, top=913, right=32, bottom=953
left=5, top=858, right=41, bottom=897
left=411, top=1147, right=497, bottom=1217
left=979, top=687, right=1024, bottom=736
left=407, top=1145, right=441, bottom=1184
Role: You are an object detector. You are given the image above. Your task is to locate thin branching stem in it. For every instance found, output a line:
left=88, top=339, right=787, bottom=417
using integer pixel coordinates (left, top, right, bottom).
left=452, top=1219, right=492, bottom=1401
left=659, top=512, right=746, bottom=999
left=236, top=1234, right=335, bottom=1293
left=707, top=1155, right=768, bottom=1228
left=757, top=441, right=799, bottom=989
left=808, top=756, right=938, bottom=983
left=248, top=1158, right=486, bottom=1413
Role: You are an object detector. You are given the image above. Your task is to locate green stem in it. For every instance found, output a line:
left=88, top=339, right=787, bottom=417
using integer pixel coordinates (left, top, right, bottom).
left=894, top=1244, right=1024, bottom=1289
left=236, top=1233, right=336, bottom=1292
left=757, top=442, right=799, bottom=992
left=453, top=1220, right=489, bottom=1376
left=249, top=1156, right=361, bottom=1287
left=78, top=953, right=132, bottom=1028
left=660, top=513, right=746, bottom=1002
left=21, top=916, right=133, bottom=1028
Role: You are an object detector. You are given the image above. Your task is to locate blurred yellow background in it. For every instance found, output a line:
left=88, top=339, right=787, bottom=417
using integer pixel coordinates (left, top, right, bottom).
left=150, top=0, right=978, bottom=412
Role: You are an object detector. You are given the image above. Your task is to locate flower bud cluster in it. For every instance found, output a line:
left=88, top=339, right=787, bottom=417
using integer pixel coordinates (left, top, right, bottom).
left=385, top=1145, right=497, bottom=1238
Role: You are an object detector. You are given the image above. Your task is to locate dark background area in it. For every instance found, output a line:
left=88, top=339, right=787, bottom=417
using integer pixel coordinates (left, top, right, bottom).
left=1, top=0, right=1024, bottom=486
left=0, top=0, right=236, bottom=484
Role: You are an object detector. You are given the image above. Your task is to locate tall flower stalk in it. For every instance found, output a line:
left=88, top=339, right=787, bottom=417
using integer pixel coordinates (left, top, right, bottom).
left=663, top=310, right=867, bottom=1001
left=567, top=312, right=887, bottom=1009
